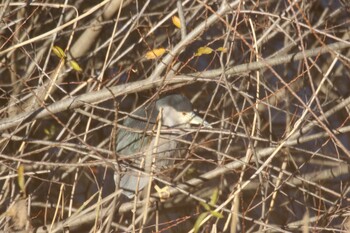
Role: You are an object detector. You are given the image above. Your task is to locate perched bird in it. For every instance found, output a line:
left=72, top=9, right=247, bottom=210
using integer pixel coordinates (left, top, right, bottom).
left=114, top=94, right=211, bottom=198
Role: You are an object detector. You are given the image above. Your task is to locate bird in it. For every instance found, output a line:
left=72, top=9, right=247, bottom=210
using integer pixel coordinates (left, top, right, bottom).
left=114, top=94, right=211, bottom=198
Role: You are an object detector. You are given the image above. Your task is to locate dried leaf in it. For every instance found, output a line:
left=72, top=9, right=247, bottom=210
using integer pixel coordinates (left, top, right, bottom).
left=6, top=199, right=28, bottom=230
left=195, top=46, right=213, bottom=56
left=52, top=46, right=66, bottom=59
left=69, top=60, right=83, bottom=72
left=172, top=15, right=181, bottom=28
left=17, top=165, right=25, bottom=195
left=145, top=48, right=166, bottom=59
left=154, top=185, right=170, bottom=202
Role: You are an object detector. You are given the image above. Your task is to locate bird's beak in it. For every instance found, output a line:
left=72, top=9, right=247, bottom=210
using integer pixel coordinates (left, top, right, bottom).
left=189, top=112, right=212, bottom=128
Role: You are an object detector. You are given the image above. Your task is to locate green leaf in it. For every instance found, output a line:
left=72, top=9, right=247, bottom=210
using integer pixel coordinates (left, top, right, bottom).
left=200, top=201, right=211, bottom=211
left=210, top=188, right=219, bottom=205
left=193, top=212, right=209, bottom=233
left=209, top=210, right=224, bottom=219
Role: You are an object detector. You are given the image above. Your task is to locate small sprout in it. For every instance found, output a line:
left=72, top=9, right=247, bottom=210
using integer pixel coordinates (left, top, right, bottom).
left=172, top=15, right=181, bottom=29
left=52, top=46, right=66, bottom=59
left=145, top=48, right=166, bottom=59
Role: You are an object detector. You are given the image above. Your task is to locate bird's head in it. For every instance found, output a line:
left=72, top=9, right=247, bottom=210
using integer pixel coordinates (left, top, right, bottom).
left=155, top=94, right=211, bottom=128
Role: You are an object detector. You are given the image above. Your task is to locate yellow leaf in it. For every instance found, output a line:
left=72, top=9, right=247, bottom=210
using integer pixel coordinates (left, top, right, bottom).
left=216, top=47, right=227, bottom=53
left=69, top=60, right=83, bottom=72
left=17, top=165, right=26, bottom=195
left=52, top=46, right=66, bottom=59
left=195, top=46, right=213, bottom=56
left=145, top=48, right=166, bottom=59
left=172, top=15, right=181, bottom=29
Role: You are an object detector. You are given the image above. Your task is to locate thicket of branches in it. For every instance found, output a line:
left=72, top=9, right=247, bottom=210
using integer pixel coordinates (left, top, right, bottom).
left=1, top=0, right=350, bottom=232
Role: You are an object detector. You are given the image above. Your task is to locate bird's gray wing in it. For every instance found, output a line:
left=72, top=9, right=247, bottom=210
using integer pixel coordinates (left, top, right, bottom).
left=116, top=105, right=158, bottom=198
left=116, top=104, right=157, bottom=155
